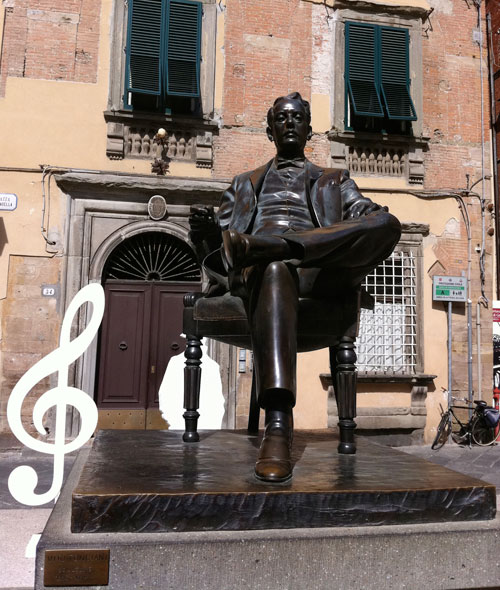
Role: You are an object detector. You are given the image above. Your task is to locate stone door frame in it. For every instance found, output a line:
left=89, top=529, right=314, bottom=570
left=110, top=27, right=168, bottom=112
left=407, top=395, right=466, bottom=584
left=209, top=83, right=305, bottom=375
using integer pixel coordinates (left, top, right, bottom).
left=55, top=172, right=230, bottom=436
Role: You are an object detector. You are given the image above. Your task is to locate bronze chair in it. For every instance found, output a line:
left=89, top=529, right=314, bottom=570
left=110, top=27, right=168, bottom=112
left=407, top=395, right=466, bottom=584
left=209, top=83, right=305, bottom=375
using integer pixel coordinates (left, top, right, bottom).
left=182, top=287, right=371, bottom=454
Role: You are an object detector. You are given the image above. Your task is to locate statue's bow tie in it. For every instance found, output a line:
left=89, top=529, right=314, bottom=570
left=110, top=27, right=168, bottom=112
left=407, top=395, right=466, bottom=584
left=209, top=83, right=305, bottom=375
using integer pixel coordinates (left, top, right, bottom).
left=276, top=157, right=305, bottom=169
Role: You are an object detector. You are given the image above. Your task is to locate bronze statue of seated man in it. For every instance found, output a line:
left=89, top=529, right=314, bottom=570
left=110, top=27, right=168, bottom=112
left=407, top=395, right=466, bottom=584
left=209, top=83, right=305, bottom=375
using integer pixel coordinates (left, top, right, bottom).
left=189, top=92, right=401, bottom=483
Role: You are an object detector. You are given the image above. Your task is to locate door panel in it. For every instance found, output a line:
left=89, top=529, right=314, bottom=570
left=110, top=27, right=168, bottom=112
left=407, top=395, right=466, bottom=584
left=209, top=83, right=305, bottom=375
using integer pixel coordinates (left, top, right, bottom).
left=97, top=284, right=152, bottom=408
left=148, top=285, right=189, bottom=407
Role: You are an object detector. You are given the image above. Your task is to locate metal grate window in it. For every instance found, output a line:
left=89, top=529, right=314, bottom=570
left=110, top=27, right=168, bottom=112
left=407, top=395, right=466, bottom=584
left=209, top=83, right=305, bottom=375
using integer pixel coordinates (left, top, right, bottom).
left=356, top=249, right=417, bottom=374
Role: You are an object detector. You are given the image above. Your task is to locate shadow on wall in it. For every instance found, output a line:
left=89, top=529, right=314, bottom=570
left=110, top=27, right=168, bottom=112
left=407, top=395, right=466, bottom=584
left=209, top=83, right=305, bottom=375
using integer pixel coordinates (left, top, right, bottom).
left=0, top=217, right=7, bottom=256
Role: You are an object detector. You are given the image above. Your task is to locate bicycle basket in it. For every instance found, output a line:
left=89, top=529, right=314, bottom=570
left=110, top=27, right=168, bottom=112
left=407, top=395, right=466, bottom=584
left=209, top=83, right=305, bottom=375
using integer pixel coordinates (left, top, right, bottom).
left=483, top=408, right=500, bottom=427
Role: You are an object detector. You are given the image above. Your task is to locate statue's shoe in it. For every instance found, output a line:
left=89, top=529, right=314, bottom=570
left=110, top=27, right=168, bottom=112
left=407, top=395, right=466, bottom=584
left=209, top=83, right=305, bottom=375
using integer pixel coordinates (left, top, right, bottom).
left=254, top=423, right=293, bottom=483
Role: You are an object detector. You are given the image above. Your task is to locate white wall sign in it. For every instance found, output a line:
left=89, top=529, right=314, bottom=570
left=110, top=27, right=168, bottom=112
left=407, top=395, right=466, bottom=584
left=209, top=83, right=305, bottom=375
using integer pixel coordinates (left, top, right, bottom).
left=0, top=193, right=17, bottom=211
left=432, top=275, right=467, bottom=302
left=7, top=283, right=105, bottom=506
left=41, top=285, right=59, bottom=298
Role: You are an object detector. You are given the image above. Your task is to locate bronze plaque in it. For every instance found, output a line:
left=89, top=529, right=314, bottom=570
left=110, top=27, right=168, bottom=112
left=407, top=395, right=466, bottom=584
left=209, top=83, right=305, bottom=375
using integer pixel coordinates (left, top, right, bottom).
left=44, top=549, right=109, bottom=587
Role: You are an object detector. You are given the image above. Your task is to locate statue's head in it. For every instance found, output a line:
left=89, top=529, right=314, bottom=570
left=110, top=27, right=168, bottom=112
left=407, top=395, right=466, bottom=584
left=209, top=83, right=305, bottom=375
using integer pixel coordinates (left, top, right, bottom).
left=266, top=92, right=312, bottom=157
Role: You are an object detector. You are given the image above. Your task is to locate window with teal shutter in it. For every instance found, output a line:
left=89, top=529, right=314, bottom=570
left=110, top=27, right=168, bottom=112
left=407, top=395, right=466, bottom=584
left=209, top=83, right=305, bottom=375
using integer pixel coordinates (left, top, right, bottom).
left=126, top=0, right=164, bottom=97
left=345, top=21, right=416, bottom=131
left=380, top=26, right=416, bottom=120
left=345, top=22, right=384, bottom=118
left=125, top=0, right=202, bottom=112
left=166, top=0, right=202, bottom=97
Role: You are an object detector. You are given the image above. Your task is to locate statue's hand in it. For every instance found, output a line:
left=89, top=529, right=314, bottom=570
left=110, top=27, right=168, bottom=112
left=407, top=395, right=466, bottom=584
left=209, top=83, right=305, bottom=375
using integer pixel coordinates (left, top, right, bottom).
left=189, top=205, right=221, bottom=255
left=346, top=199, right=388, bottom=219
left=189, top=205, right=218, bottom=236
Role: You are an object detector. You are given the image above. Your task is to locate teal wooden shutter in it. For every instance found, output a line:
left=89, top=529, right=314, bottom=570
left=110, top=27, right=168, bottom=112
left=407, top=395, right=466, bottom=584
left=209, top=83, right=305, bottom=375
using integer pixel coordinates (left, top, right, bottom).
left=125, top=0, right=165, bottom=96
left=345, top=22, right=384, bottom=118
left=165, top=0, right=202, bottom=97
left=380, top=26, right=417, bottom=120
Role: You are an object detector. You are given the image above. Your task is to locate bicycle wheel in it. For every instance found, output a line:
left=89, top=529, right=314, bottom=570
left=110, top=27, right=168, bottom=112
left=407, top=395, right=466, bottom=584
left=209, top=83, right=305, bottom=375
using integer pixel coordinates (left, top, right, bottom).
left=432, top=412, right=451, bottom=449
left=471, top=415, right=500, bottom=446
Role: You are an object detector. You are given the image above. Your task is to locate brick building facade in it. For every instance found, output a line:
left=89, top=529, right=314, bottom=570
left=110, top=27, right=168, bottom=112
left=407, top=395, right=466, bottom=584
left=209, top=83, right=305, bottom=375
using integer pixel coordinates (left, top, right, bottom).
left=0, top=0, right=495, bottom=443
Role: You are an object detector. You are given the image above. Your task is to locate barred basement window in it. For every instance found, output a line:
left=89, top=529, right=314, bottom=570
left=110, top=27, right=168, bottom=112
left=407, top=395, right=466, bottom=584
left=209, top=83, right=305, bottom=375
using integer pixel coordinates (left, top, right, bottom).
left=357, top=249, right=417, bottom=374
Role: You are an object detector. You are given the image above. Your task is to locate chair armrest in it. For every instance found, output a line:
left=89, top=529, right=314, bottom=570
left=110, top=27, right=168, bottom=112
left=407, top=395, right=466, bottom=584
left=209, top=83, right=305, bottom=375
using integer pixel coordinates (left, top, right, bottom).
left=184, top=292, right=205, bottom=308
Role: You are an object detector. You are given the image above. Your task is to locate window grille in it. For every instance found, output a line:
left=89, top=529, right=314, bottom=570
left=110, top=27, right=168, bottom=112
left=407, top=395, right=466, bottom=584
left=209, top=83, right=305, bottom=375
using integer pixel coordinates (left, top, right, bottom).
left=356, top=249, right=417, bottom=374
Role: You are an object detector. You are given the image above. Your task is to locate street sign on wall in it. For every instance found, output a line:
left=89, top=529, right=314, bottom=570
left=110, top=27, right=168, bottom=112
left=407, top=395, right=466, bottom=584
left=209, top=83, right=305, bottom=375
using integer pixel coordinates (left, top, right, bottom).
left=432, top=275, right=467, bottom=302
left=0, top=193, right=17, bottom=211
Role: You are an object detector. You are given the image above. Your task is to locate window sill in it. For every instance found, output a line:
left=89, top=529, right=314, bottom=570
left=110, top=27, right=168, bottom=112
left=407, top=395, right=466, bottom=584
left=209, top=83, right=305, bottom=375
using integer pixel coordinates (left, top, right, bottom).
left=320, top=372, right=435, bottom=390
left=358, top=373, right=436, bottom=384
left=104, top=109, right=219, bottom=128
left=321, top=372, right=434, bottom=432
left=328, top=129, right=429, bottom=146
left=327, top=405, right=427, bottom=432
left=104, top=110, right=219, bottom=167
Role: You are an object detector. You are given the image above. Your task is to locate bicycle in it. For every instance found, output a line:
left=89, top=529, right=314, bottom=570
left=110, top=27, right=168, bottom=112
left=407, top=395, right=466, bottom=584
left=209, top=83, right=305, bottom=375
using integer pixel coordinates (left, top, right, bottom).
left=431, top=397, right=500, bottom=450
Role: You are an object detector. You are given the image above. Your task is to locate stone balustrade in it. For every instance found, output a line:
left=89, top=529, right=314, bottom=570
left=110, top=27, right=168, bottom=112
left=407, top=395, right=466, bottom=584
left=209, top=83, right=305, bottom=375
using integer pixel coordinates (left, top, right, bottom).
left=329, top=131, right=427, bottom=185
left=347, top=147, right=407, bottom=177
left=104, top=111, right=216, bottom=168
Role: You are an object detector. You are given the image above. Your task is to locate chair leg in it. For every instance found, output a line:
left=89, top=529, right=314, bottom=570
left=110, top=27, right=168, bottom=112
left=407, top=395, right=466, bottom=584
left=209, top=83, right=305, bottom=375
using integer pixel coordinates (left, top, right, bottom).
left=183, top=334, right=202, bottom=442
left=247, top=373, right=260, bottom=434
left=331, top=336, right=357, bottom=454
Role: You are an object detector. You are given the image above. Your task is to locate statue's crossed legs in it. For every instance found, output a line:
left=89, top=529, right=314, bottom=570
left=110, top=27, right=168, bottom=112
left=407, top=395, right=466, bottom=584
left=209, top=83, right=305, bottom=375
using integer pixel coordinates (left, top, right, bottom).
left=222, top=210, right=401, bottom=482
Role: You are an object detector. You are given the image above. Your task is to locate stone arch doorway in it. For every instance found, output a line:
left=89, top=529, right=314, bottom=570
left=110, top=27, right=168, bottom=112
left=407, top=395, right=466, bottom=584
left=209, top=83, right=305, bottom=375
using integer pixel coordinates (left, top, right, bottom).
left=95, top=231, right=201, bottom=429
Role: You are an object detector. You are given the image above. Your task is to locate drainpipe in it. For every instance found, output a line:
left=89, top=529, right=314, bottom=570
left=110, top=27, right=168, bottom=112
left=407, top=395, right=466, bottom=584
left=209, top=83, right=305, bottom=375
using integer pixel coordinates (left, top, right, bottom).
left=475, top=0, right=489, bottom=402
left=477, top=302, right=483, bottom=399
left=455, top=190, right=474, bottom=406
left=486, top=12, right=500, bottom=298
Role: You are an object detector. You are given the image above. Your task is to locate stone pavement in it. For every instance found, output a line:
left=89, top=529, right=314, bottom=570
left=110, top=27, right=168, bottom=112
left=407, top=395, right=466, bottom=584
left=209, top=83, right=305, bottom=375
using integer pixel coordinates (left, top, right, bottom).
left=0, top=433, right=76, bottom=590
left=398, top=442, right=500, bottom=489
left=2, top=432, right=500, bottom=589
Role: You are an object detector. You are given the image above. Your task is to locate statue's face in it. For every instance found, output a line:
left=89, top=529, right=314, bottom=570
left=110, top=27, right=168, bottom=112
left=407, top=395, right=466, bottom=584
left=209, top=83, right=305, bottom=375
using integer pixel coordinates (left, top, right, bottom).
left=267, top=98, right=312, bottom=157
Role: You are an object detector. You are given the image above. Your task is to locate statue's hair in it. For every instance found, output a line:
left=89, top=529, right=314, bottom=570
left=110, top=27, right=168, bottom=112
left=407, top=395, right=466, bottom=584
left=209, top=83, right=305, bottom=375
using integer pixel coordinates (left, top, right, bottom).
left=267, top=92, right=311, bottom=127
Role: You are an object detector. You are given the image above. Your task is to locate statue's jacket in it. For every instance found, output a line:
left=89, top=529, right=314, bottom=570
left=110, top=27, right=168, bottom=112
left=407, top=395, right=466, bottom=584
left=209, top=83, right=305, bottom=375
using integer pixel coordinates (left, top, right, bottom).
left=201, top=158, right=392, bottom=293
left=217, top=159, right=373, bottom=233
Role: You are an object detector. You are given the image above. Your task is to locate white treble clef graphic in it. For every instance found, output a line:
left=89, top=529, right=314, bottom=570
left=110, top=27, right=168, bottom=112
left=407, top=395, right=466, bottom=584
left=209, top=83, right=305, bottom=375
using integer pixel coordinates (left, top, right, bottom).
left=7, top=283, right=105, bottom=506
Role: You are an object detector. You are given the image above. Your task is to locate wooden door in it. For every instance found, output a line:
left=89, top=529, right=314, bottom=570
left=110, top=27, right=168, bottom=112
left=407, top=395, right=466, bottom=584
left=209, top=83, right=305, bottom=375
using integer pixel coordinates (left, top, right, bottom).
left=96, top=281, right=198, bottom=428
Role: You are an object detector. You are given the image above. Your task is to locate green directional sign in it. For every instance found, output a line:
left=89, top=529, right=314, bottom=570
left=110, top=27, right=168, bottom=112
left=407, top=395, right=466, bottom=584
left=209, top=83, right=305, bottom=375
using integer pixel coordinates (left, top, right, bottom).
left=432, top=275, right=467, bottom=302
